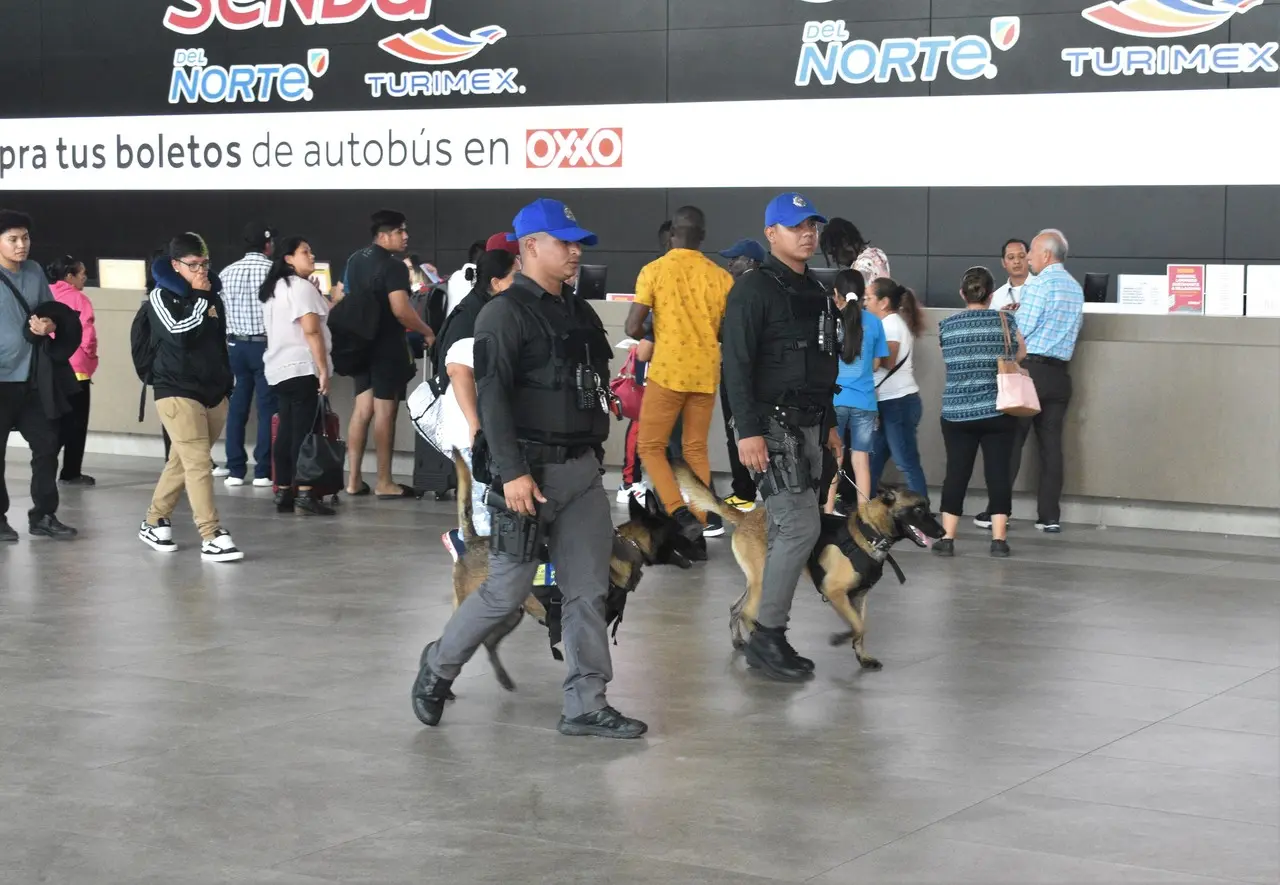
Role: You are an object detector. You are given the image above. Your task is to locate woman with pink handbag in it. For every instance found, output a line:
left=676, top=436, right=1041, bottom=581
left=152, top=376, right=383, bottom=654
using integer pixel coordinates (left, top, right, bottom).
left=934, top=267, right=1028, bottom=559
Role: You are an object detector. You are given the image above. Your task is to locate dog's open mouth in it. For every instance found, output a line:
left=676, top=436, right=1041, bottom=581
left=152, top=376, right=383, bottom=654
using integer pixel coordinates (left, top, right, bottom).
left=905, top=524, right=932, bottom=548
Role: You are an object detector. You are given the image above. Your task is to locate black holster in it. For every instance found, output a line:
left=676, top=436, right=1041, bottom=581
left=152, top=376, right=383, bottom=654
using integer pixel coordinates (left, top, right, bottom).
left=486, top=487, right=545, bottom=562
left=757, top=420, right=810, bottom=501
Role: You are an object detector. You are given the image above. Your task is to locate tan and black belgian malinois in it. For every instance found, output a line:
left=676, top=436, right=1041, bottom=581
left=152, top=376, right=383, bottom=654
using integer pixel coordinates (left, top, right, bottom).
left=674, top=462, right=943, bottom=670
left=447, top=455, right=682, bottom=691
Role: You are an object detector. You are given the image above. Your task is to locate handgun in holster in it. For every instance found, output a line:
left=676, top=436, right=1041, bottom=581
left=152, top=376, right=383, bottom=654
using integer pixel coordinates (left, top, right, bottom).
left=758, top=422, right=810, bottom=500
left=486, top=486, right=547, bottom=563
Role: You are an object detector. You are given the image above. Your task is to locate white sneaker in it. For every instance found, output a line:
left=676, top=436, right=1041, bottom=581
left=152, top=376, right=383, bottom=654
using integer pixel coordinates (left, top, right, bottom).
left=616, top=483, right=645, bottom=505
left=139, top=519, right=178, bottom=553
left=212, top=466, right=231, bottom=477
left=252, top=477, right=273, bottom=488
left=201, top=529, right=244, bottom=562
left=224, top=476, right=245, bottom=487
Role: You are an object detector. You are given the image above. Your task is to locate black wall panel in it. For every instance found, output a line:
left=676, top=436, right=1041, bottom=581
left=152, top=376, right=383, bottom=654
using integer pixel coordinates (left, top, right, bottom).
left=1, top=0, right=1274, bottom=301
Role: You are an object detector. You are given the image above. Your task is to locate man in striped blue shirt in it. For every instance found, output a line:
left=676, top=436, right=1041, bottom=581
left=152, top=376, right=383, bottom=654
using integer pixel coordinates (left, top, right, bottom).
left=978, top=229, right=1082, bottom=533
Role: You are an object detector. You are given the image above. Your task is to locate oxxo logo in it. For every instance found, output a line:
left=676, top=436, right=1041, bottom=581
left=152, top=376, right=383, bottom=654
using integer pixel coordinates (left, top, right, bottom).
left=526, top=129, right=623, bottom=170
left=796, top=18, right=1018, bottom=86
left=169, top=48, right=326, bottom=103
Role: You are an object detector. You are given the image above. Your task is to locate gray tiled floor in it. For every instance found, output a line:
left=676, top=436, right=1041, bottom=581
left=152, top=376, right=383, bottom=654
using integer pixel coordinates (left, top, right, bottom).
left=1, top=452, right=1277, bottom=884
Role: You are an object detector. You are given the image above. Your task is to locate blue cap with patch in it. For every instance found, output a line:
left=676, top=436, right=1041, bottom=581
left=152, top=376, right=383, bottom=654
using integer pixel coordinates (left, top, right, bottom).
left=507, top=198, right=598, bottom=246
left=719, top=239, right=767, bottom=262
left=764, top=192, right=828, bottom=229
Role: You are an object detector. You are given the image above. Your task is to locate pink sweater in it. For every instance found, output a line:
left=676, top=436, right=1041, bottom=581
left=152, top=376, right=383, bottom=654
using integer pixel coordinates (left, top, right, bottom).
left=50, top=281, right=99, bottom=378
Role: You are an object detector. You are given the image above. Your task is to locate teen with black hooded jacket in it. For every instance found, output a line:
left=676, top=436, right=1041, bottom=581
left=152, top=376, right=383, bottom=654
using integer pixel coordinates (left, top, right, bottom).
left=137, top=233, right=243, bottom=562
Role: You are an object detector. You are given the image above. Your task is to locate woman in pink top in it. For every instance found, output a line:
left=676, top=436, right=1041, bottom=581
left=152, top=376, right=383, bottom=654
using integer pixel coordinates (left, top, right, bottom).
left=46, top=256, right=97, bottom=486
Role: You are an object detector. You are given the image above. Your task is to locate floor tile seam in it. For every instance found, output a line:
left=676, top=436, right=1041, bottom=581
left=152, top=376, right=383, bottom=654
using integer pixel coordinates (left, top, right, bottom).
left=264, top=820, right=424, bottom=874
left=851, top=669, right=1224, bottom=703
left=801, top=692, right=1191, bottom=881
left=802, top=832, right=1259, bottom=885
left=1009, top=780, right=1280, bottom=830
left=1211, top=668, right=1280, bottom=701
left=971, top=636, right=1279, bottom=670
left=382, top=821, right=796, bottom=882
left=932, top=648, right=1271, bottom=685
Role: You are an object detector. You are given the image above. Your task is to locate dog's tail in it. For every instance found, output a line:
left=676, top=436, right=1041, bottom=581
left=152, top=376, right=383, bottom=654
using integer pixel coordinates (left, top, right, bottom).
left=672, top=460, right=746, bottom=528
left=453, top=453, right=480, bottom=547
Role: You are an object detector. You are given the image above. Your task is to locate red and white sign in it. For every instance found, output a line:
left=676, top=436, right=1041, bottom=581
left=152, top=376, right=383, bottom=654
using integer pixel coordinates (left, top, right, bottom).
left=1167, top=263, right=1206, bottom=314
left=526, top=128, right=623, bottom=169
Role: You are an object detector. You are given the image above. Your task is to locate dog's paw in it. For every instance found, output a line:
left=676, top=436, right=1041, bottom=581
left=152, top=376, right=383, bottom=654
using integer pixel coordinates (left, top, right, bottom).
left=858, top=657, right=883, bottom=672
left=730, top=637, right=747, bottom=651
left=494, top=669, right=517, bottom=692
left=829, top=630, right=855, bottom=647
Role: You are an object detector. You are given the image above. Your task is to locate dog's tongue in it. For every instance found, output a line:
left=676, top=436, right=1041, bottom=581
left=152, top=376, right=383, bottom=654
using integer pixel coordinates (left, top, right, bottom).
left=909, top=525, right=933, bottom=548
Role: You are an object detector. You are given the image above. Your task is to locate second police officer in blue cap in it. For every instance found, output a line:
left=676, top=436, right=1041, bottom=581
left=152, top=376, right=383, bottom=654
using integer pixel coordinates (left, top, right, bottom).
left=721, top=193, right=842, bottom=682
left=412, top=199, right=647, bottom=739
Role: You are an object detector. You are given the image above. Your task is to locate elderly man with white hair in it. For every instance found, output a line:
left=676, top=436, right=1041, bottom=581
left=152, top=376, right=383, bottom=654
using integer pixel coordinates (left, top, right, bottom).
left=977, top=228, right=1083, bottom=534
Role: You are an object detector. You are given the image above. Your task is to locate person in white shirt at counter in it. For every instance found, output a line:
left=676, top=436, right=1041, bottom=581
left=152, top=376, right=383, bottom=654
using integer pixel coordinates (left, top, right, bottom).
left=990, top=238, right=1030, bottom=311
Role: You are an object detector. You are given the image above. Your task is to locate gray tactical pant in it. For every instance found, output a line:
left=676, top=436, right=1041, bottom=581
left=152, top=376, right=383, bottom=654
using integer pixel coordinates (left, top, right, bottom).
left=428, top=452, right=614, bottom=719
left=756, top=420, right=824, bottom=629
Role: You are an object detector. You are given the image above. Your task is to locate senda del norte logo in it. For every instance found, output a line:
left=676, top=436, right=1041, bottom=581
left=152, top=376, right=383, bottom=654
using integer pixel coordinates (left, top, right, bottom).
left=169, top=48, right=327, bottom=104
left=526, top=129, right=624, bottom=170
left=162, top=1, right=520, bottom=101
left=1064, top=0, right=1276, bottom=76
left=796, top=17, right=1020, bottom=86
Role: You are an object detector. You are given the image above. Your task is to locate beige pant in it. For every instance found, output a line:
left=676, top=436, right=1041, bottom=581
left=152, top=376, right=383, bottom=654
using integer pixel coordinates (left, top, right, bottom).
left=147, top=397, right=228, bottom=540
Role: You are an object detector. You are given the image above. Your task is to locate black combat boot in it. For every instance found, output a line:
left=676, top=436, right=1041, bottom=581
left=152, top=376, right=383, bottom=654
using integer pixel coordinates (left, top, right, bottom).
left=744, top=625, right=814, bottom=682
left=411, top=642, right=454, bottom=727
left=275, top=489, right=295, bottom=514
left=671, top=506, right=704, bottom=542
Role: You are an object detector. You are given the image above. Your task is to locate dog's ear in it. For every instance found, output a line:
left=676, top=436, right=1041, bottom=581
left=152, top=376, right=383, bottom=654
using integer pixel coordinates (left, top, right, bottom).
left=627, top=492, right=644, bottom=521
left=877, top=486, right=900, bottom=506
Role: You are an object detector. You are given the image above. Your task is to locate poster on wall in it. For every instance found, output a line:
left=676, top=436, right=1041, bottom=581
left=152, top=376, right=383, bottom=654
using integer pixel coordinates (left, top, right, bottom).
left=1166, top=264, right=1205, bottom=314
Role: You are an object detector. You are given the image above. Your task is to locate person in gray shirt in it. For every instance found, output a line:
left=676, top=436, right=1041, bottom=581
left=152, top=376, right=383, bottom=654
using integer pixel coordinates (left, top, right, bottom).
left=0, top=209, right=78, bottom=541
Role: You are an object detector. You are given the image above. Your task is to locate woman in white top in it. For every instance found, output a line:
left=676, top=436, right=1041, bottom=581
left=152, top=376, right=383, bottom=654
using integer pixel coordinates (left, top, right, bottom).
left=258, top=236, right=336, bottom=516
left=436, top=249, right=518, bottom=559
left=865, top=276, right=930, bottom=498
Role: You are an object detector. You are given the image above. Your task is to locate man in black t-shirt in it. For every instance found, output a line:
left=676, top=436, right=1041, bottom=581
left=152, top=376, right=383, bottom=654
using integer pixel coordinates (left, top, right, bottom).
left=343, top=210, right=435, bottom=499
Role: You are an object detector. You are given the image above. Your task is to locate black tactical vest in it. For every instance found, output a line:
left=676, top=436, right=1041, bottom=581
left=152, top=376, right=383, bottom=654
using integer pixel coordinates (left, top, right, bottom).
left=507, top=287, right=612, bottom=447
left=754, top=267, right=840, bottom=410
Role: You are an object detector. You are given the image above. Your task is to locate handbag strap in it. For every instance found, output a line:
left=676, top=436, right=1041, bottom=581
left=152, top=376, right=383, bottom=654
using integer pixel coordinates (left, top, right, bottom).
left=999, top=311, right=1015, bottom=360
left=875, top=355, right=906, bottom=390
left=0, top=270, right=34, bottom=314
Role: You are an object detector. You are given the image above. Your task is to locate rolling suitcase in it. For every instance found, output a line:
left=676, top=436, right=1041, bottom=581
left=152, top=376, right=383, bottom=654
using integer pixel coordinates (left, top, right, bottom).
left=271, top=406, right=344, bottom=503
left=412, top=432, right=457, bottom=497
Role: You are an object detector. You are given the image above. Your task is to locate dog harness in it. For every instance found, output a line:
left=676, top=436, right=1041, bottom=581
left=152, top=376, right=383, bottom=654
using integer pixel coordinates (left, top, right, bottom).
left=807, top=515, right=906, bottom=598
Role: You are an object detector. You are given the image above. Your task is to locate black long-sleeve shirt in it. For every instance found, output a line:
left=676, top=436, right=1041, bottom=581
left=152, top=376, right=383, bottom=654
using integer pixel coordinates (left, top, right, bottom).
left=472, top=275, right=609, bottom=481
left=721, top=255, right=838, bottom=439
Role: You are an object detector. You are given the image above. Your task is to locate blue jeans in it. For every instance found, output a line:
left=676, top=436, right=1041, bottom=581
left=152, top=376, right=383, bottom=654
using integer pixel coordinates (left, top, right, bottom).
left=225, top=338, right=276, bottom=479
left=835, top=406, right=877, bottom=453
left=871, top=393, right=928, bottom=497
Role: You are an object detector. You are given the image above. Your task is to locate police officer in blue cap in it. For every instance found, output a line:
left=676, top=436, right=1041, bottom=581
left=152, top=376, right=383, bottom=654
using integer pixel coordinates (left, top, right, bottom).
left=412, top=199, right=647, bottom=739
left=721, top=193, right=842, bottom=682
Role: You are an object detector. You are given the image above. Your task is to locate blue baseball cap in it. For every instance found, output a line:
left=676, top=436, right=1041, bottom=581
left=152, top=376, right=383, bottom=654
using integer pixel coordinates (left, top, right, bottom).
left=719, top=239, right=767, bottom=262
left=764, top=192, right=828, bottom=229
left=507, top=198, right=598, bottom=246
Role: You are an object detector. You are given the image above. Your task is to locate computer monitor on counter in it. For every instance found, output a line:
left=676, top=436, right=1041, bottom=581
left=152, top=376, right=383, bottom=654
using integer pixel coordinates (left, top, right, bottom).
left=576, top=265, right=607, bottom=301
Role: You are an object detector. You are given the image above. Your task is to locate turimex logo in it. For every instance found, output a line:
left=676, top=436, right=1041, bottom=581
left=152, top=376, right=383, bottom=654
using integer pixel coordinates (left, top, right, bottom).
left=526, top=129, right=624, bottom=170
left=1082, top=0, right=1262, bottom=38
left=1065, top=0, right=1275, bottom=76
left=379, top=24, right=506, bottom=64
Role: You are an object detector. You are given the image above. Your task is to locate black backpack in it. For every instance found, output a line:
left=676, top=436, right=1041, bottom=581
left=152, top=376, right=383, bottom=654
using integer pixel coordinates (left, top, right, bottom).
left=130, top=294, right=164, bottom=421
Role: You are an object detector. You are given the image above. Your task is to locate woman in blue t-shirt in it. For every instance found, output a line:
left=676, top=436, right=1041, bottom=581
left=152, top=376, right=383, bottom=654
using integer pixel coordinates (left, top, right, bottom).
left=936, top=266, right=1026, bottom=558
left=827, top=270, right=889, bottom=513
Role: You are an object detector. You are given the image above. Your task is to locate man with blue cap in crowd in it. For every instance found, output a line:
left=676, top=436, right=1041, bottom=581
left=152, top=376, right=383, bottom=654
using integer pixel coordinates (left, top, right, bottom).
left=412, top=198, right=646, bottom=739
left=721, top=193, right=842, bottom=682
left=719, top=238, right=766, bottom=281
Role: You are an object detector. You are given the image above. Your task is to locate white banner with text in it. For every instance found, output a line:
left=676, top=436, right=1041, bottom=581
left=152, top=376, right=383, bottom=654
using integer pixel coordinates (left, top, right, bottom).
left=1, top=88, right=1277, bottom=190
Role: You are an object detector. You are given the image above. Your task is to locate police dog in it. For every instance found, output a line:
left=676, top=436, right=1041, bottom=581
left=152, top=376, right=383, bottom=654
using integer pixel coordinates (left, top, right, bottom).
left=674, top=463, right=943, bottom=670
left=448, top=455, right=684, bottom=691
